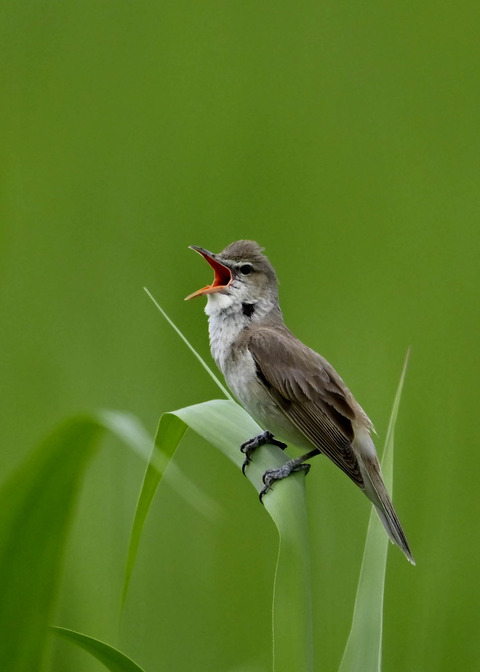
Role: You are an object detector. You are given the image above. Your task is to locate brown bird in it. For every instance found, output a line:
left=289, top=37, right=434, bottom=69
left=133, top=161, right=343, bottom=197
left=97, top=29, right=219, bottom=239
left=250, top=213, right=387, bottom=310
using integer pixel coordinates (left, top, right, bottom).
left=186, top=240, right=414, bottom=563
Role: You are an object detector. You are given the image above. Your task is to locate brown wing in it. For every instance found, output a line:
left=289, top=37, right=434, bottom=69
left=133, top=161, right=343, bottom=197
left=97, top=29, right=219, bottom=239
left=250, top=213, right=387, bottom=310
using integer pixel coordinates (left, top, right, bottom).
left=247, top=325, right=365, bottom=488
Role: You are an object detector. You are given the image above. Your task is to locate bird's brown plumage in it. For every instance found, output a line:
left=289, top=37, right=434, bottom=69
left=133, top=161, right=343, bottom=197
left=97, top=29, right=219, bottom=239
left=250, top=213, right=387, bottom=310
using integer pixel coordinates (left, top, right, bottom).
left=245, top=323, right=369, bottom=488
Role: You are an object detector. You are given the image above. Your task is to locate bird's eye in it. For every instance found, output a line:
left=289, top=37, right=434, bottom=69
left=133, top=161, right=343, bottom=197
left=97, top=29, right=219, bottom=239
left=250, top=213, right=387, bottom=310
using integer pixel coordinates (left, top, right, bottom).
left=239, top=264, right=253, bottom=275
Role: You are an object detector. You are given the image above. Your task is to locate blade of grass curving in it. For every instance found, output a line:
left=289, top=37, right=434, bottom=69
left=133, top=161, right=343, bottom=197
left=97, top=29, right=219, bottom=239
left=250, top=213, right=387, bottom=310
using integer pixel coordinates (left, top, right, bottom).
left=122, top=412, right=188, bottom=605
left=144, top=288, right=233, bottom=400
left=338, top=349, right=411, bottom=672
left=174, top=401, right=314, bottom=672
left=124, top=399, right=313, bottom=671
left=53, top=627, right=146, bottom=672
left=101, top=410, right=220, bottom=525
left=122, top=404, right=237, bottom=605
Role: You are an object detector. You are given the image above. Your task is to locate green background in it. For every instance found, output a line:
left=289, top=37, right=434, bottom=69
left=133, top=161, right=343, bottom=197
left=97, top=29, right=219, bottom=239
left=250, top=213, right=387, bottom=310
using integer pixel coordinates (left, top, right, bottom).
left=1, top=2, right=479, bottom=670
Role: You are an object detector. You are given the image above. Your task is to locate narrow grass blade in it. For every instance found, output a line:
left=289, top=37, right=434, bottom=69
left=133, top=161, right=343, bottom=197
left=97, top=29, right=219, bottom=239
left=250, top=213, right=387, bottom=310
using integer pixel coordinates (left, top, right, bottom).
left=172, top=401, right=314, bottom=671
left=0, top=417, right=102, bottom=672
left=122, top=412, right=188, bottom=605
left=144, top=288, right=233, bottom=400
left=125, top=399, right=314, bottom=671
left=53, top=627, right=146, bottom=672
left=268, top=468, right=313, bottom=672
left=338, top=350, right=411, bottom=672
left=101, top=409, right=221, bottom=526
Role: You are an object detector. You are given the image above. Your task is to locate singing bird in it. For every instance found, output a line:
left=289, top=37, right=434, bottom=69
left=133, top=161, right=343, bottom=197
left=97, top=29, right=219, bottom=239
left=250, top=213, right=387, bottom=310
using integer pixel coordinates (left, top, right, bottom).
left=186, top=240, right=414, bottom=563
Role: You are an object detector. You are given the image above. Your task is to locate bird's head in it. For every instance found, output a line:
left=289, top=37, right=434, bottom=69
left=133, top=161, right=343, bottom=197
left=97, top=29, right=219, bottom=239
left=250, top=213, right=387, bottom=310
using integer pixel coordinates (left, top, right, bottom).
left=185, top=240, right=279, bottom=317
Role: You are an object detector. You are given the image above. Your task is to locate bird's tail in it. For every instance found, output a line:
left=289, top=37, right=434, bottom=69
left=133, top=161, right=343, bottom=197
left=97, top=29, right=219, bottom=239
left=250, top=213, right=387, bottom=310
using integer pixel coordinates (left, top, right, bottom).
left=360, top=458, right=415, bottom=565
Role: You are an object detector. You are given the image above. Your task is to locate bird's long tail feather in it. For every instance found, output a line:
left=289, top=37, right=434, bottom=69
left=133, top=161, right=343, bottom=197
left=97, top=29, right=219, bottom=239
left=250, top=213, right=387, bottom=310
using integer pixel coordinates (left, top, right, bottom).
left=361, top=461, right=415, bottom=564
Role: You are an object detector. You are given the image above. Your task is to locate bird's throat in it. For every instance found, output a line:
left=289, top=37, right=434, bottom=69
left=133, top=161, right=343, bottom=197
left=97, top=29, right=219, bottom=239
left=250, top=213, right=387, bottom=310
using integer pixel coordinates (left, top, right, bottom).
left=205, top=291, right=281, bottom=373
left=206, top=296, right=249, bottom=373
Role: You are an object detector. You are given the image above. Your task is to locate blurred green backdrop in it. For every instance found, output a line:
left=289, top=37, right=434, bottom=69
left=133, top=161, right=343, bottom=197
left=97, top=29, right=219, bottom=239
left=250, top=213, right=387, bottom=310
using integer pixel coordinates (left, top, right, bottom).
left=1, top=1, right=479, bottom=670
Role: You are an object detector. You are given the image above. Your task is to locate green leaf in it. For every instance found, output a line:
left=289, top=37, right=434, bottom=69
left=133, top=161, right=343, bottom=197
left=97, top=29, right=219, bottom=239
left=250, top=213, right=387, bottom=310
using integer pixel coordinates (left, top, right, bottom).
left=338, top=350, right=411, bottom=672
left=53, top=627, right=146, bottom=672
left=102, top=409, right=222, bottom=529
left=122, top=412, right=188, bottom=604
left=172, top=401, right=314, bottom=672
left=0, top=417, right=102, bottom=672
left=125, top=399, right=314, bottom=672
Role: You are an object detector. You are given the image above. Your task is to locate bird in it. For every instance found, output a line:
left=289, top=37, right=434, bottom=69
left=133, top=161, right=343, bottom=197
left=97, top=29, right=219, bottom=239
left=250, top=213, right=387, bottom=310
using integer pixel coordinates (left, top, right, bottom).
left=185, top=239, right=414, bottom=563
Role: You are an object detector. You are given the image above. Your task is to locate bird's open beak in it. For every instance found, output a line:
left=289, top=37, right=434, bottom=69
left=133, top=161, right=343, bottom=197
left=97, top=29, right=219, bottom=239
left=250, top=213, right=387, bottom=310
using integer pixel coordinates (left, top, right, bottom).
left=185, top=246, right=232, bottom=300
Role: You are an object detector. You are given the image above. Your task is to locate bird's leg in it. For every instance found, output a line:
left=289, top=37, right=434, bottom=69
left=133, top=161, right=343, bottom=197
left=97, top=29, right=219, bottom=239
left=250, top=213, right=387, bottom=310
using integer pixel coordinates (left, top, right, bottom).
left=259, top=448, right=321, bottom=502
left=240, top=430, right=287, bottom=475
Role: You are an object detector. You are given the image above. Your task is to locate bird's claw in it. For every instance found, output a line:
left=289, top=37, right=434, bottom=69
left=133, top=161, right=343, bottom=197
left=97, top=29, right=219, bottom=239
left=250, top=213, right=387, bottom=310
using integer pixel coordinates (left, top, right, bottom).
left=241, top=455, right=251, bottom=476
left=240, top=430, right=287, bottom=476
left=259, top=483, right=272, bottom=502
left=258, top=462, right=311, bottom=504
left=268, top=436, right=287, bottom=450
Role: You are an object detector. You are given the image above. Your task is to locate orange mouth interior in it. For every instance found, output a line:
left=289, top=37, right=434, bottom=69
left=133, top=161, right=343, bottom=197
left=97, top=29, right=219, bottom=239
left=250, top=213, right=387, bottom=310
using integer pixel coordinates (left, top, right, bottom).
left=185, top=252, right=232, bottom=300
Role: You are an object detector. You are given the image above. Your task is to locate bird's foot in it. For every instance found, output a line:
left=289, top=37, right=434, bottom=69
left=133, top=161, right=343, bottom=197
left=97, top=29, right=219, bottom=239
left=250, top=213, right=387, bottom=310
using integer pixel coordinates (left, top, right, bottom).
left=259, top=460, right=311, bottom=502
left=240, top=430, right=287, bottom=475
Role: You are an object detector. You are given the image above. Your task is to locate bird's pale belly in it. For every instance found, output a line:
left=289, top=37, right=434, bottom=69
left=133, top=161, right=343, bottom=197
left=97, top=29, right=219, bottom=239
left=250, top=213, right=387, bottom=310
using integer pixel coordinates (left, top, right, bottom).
left=223, top=350, right=313, bottom=452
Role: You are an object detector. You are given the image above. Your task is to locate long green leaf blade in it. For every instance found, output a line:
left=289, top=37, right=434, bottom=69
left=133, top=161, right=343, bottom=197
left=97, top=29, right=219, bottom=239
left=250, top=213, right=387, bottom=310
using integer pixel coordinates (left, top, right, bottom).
left=102, top=409, right=221, bottom=532
left=53, top=627, right=146, bottom=672
left=172, top=401, right=314, bottom=671
left=0, top=417, right=103, bottom=672
left=122, top=412, right=188, bottom=604
left=125, top=399, right=313, bottom=672
left=338, top=350, right=411, bottom=672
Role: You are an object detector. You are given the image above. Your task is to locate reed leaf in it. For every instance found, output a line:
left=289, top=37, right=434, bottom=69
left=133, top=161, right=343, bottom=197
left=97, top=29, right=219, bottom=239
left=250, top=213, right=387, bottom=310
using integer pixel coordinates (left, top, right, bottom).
left=338, top=350, right=411, bottom=672
left=53, top=627, right=146, bottom=672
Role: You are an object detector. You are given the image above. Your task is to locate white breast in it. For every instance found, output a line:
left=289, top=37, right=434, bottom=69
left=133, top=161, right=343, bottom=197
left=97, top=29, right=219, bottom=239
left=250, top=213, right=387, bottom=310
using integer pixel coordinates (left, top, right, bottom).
left=205, top=293, right=247, bottom=372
